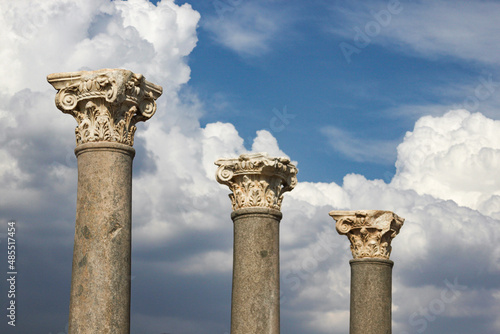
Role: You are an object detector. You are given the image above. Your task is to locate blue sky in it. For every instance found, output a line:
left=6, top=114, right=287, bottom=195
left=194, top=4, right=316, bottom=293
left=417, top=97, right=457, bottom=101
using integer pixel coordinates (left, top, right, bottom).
left=1, top=0, right=500, bottom=333
left=175, top=0, right=499, bottom=182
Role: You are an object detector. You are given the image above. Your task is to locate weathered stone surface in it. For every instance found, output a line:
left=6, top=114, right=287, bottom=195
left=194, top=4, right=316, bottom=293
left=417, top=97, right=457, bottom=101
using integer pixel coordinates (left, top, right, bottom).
left=47, top=69, right=162, bottom=146
left=215, top=153, right=297, bottom=334
left=215, top=153, right=298, bottom=211
left=231, top=208, right=281, bottom=334
left=350, top=258, right=393, bottom=334
left=330, top=210, right=404, bottom=334
left=329, top=210, right=404, bottom=259
left=48, top=69, right=162, bottom=334
left=69, top=142, right=134, bottom=334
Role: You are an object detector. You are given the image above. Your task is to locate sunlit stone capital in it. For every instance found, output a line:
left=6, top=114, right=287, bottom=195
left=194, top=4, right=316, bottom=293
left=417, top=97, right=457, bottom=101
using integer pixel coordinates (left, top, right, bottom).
left=47, top=68, right=163, bottom=146
left=330, top=210, right=404, bottom=259
left=215, top=153, right=298, bottom=211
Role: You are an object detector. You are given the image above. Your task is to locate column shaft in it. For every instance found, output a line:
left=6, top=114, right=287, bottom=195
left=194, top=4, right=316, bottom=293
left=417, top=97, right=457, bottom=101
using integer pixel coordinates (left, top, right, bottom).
left=48, top=69, right=162, bottom=334
left=215, top=153, right=297, bottom=334
left=349, top=258, right=393, bottom=334
left=230, top=208, right=282, bottom=334
left=68, top=142, right=134, bottom=334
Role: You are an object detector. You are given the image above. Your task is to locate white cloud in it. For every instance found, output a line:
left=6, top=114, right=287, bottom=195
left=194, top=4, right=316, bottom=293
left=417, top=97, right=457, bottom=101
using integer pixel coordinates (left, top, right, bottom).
left=174, top=249, right=233, bottom=275
left=251, top=129, right=289, bottom=158
left=281, top=160, right=500, bottom=333
left=1, top=0, right=499, bottom=333
left=279, top=110, right=500, bottom=333
left=289, top=181, right=350, bottom=208
left=203, top=1, right=294, bottom=57
left=392, top=109, right=500, bottom=211
left=0, top=0, right=198, bottom=95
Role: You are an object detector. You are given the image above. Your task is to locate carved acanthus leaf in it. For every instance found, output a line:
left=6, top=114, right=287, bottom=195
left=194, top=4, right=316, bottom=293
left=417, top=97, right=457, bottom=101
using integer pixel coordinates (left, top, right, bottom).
left=215, top=153, right=298, bottom=211
left=329, top=210, right=404, bottom=259
left=47, top=69, right=162, bottom=146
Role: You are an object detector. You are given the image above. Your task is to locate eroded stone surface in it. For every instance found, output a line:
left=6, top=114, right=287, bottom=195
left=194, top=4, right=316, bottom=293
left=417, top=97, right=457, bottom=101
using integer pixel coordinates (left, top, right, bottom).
left=48, top=69, right=162, bottom=334
left=329, top=210, right=404, bottom=259
left=47, top=69, right=162, bottom=146
left=69, top=143, right=134, bottom=334
left=349, top=258, right=393, bottom=334
left=216, top=153, right=297, bottom=334
left=215, top=153, right=298, bottom=211
left=230, top=208, right=281, bottom=334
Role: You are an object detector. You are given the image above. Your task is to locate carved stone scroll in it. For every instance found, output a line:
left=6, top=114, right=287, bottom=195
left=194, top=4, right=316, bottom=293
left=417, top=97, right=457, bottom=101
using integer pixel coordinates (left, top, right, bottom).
left=329, top=210, right=404, bottom=259
left=215, top=153, right=298, bottom=211
left=47, top=69, right=162, bottom=146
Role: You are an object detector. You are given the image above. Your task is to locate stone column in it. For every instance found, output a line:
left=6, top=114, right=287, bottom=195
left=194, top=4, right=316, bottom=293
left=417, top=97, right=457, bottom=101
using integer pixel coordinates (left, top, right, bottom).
left=215, top=153, right=298, bottom=334
left=329, top=210, right=405, bottom=334
left=48, top=69, right=162, bottom=334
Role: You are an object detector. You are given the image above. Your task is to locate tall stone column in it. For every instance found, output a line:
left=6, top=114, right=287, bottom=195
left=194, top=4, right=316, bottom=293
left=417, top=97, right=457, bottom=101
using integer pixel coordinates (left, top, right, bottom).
left=329, top=210, right=405, bottom=334
left=48, top=69, right=162, bottom=334
left=215, top=153, right=298, bottom=334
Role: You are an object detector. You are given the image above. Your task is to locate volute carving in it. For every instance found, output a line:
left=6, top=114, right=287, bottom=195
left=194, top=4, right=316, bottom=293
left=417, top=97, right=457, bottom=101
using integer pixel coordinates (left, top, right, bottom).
left=215, top=153, right=298, bottom=211
left=329, top=210, right=404, bottom=259
left=47, top=69, right=162, bottom=146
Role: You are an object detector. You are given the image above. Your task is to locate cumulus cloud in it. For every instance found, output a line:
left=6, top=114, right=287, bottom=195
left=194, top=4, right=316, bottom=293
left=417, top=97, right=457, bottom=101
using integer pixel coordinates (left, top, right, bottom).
left=1, top=0, right=499, bottom=334
left=0, top=2, right=297, bottom=331
left=0, top=0, right=198, bottom=95
left=392, top=109, right=500, bottom=212
left=0, top=1, right=216, bottom=332
left=251, top=129, right=289, bottom=158
left=284, top=149, right=500, bottom=333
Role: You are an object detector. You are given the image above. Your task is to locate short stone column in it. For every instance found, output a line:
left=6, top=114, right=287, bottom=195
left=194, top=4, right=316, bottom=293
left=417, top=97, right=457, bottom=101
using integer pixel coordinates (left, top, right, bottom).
left=48, top=69, right=162, bottom=334
left=329, top=210, right=405, bottom=334
left=215, top=153, right=298, bottom=334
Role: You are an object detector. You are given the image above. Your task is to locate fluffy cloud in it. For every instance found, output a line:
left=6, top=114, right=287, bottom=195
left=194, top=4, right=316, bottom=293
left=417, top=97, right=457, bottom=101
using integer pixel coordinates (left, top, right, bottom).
left=282, top=110, right=500, bottom=333
left=0, top=1, right=499, bottom=334
left=0, top=0, right=198, bottom=95
left=392, top=109, right=500, bottom=213
left=283, top=143, right=500, bottom=334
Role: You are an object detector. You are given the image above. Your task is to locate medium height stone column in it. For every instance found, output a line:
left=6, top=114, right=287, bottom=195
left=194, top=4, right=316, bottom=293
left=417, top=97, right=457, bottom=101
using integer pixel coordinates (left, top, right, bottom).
left=329, top=210, right=405, bottom=334
left=48, top=69, right=162, bottom=334
left=215, top=153, right=297, bottom=334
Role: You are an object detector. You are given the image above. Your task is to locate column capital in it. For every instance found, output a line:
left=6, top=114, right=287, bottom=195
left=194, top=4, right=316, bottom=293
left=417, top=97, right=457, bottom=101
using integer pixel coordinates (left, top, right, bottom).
left=329, top=210, right=404, bottom=259
left=215, top=153, right=298, bottom=211
left=47, top=68, right=162, bottom=146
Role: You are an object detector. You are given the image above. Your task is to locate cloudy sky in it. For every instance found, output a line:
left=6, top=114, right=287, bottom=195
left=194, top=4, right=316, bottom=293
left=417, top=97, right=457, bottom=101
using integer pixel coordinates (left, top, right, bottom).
left=1, top=0, right=500, bottom=333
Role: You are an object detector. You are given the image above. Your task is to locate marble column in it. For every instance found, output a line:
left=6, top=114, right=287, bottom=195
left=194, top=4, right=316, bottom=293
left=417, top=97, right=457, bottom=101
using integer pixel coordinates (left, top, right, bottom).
left=48, top=69, right=162, bottom=334
left=215, top=153, right=298, bottom=334
left=329, top=210, right=405, bottom=334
